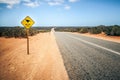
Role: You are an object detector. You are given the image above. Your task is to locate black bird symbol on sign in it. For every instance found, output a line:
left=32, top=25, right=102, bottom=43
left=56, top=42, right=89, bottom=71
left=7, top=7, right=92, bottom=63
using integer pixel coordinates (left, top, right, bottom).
left=26, top=19, right=30, bottom=23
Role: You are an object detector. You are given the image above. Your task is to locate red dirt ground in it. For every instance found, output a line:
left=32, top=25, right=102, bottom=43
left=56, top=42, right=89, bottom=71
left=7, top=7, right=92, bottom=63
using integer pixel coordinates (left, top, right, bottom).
left=0, top=32, right=69, bottom=80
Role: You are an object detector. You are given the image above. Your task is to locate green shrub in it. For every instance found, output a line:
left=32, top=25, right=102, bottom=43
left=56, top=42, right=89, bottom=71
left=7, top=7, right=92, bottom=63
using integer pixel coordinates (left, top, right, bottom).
left=89, top=27, right=102, bottom=34
left=105, top=25, right=120, bottom=36
left=79, top=28, right=88, bottom=33
left=0, top=27, right=40, bottom=38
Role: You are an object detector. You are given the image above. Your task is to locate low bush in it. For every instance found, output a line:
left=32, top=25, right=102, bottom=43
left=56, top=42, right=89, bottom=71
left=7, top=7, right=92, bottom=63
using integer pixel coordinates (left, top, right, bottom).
left=89, top=27, right=102, bottom=34
left=79, top=28, right=88, bottom=33
left=0, top=27, right=40, bottom=38
left=105, top=25, right=120, bottom=36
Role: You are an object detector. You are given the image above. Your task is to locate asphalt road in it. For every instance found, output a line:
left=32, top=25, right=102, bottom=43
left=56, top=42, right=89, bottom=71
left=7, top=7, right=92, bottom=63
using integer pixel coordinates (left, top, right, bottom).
left=55, top=32, right=120, bottom=80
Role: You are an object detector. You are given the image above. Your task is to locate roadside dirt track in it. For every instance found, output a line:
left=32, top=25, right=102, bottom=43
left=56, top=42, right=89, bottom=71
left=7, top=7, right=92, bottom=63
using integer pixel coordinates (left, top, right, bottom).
left=0, top=32, right=69, bottom=80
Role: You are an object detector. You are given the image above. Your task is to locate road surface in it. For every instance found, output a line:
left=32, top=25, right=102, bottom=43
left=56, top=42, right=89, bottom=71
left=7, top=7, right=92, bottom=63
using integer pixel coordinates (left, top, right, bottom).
left=55, top=32, right=120, bottom=80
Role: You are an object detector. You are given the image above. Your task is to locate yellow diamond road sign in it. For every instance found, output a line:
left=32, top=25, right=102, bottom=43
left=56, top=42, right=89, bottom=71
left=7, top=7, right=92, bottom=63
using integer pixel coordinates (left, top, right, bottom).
left=21, top=16, right=35, bottom=29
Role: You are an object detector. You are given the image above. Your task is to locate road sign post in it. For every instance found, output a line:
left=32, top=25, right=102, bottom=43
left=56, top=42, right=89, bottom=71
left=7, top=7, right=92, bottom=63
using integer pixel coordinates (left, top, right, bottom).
left=26, top=29, right=29, bottom=55
left=21, top=16, right=35, bottom=55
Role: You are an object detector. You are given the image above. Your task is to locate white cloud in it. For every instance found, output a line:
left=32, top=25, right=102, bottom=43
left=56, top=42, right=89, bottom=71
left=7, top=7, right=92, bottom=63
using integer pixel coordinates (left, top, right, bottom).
left=0, top=0, right=20, bottom=4
left=69, top=0, right=78, bottom=3
left=24, top=0, right=40, bottom=8
left=64, top=5, right=70, bottom=10
left=22, top=0, right=31, bottom=3
left=0, top=0, right=40, bottom=8
left=6, top=4, right=13, bottom=9
left=48, top=2, right=61, bottom=6
left=0, top=0, right=20, bottom=8
left=0, top=0, right=78, bottom=9
left=47, top=0, right=64, bottom=6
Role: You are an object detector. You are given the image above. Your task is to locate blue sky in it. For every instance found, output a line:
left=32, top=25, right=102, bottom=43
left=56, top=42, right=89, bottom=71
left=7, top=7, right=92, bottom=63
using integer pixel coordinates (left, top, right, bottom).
left=0, top=0, right=120, bottom=26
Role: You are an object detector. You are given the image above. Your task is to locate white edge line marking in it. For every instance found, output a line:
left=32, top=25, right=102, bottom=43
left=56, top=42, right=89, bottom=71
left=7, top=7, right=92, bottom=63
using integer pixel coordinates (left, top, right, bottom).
left=67, top=35, right=120, bottom=56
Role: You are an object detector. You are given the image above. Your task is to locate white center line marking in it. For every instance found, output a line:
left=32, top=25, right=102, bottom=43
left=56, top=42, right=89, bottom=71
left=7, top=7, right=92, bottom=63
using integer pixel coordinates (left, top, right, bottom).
left=67, top=35, right=120, bottom=56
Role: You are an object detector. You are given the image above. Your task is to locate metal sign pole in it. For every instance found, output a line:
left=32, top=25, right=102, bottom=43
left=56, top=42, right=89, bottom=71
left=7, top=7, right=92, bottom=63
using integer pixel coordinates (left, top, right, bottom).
left=26, top=29, right=29, bottom=55
left=21, top=16, right=35, bottom=55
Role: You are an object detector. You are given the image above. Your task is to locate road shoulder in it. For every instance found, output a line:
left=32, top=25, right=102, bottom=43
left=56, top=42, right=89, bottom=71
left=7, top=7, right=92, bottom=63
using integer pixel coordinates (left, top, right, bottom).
left=0, top=32, right=69, bottom=80
left=72, top=32, right=120, bottom=43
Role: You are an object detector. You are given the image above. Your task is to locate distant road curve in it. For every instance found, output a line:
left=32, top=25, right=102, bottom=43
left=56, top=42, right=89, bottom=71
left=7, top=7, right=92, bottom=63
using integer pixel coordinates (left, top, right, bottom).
left=55, top=32, right=120, bottom=80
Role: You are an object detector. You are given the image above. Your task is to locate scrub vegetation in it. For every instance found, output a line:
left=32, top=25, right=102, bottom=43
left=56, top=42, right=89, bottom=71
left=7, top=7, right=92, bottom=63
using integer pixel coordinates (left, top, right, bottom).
left=55, top=25, right=120, bottom=36
left=0, top=25, right=120, bottom=38
left=0, top=27, right=51, bottom=38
